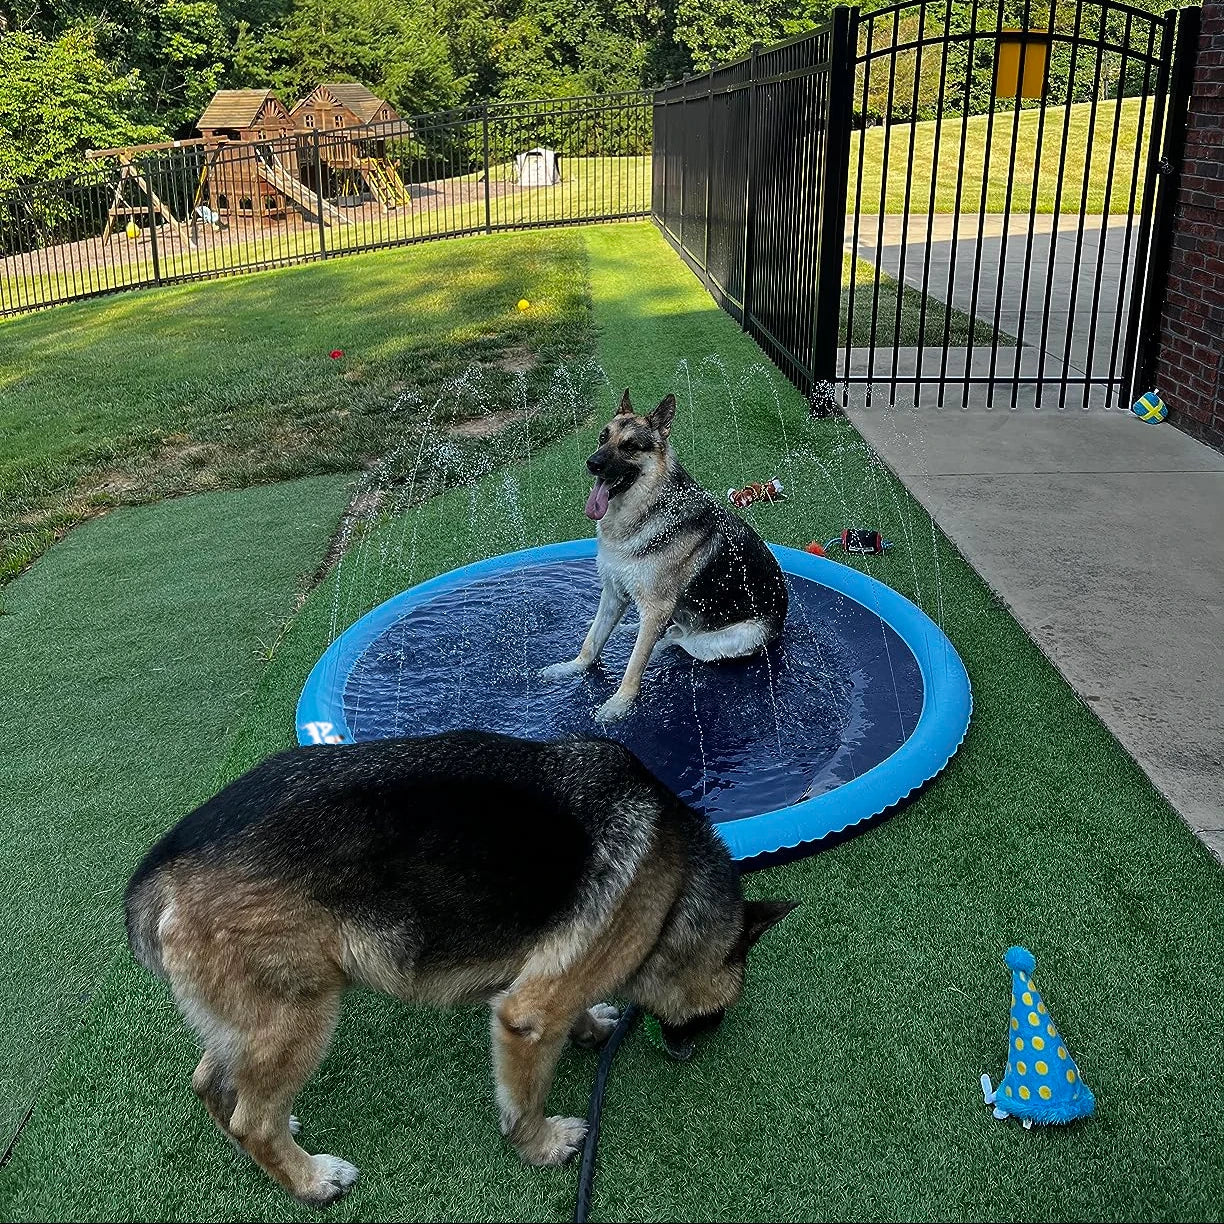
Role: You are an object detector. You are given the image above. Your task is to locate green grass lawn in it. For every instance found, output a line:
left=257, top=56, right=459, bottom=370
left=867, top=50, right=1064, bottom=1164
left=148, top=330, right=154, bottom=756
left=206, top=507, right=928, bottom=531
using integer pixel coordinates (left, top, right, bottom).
left=1, top=223, right=1222, bottom=1222
left=0, top=229, right=595, bottom=590
left=850, top=97, right=1155, bottom=215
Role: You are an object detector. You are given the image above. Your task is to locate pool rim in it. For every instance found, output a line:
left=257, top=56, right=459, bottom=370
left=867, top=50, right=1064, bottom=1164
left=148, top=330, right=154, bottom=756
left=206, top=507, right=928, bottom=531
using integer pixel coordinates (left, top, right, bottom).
left=296, top=539, right=971, bottom=861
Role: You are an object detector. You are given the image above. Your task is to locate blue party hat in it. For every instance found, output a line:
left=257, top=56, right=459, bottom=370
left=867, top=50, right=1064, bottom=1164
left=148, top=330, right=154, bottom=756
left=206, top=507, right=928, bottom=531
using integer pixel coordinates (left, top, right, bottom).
left=981, top=947, right=1094, bottom=1127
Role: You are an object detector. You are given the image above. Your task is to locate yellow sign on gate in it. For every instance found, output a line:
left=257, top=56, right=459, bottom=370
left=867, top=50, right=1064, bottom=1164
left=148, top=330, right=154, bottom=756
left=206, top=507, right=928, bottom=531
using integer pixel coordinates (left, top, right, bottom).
left=995, top=30, right=1051, bottom=100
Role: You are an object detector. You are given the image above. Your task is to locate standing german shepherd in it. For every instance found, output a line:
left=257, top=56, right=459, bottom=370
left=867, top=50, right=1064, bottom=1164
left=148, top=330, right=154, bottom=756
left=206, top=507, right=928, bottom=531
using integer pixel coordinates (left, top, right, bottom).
left=125, top=731, right=795, bottom=1206
left=542, top=389, right=789, bottom=722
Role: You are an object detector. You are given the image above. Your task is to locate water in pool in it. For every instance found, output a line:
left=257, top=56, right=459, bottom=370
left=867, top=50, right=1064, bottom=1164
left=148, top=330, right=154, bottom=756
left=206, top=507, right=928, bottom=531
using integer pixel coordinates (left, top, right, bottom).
left=340, top=559, right=923, bottom=825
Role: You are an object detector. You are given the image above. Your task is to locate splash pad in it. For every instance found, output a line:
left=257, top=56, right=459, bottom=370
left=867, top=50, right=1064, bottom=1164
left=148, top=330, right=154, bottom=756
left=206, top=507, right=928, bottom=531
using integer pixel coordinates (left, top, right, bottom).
left=298, top=540, right=970, bottom=861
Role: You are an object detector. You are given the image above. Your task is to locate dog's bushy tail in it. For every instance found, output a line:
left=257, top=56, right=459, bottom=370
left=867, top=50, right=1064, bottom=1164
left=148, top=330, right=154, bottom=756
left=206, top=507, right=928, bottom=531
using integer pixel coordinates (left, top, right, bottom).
left=124, top=867, right=170, bottom=981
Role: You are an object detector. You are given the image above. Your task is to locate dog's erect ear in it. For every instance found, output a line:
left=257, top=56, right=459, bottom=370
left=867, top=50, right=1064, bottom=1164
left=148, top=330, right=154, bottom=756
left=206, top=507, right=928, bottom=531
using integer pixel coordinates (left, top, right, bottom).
left=732, top=899, right=799, bottom=959
left=647, top=393, right=677, bottom=437
left=617, top=388, right=635, bottom=416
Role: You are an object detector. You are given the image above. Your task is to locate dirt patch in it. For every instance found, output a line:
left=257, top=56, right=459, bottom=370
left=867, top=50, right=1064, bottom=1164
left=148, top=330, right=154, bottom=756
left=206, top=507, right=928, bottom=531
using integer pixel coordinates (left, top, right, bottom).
left=149, top=434, right=219, bottom=468
left=493, top=346, right=538, bottom=375
left=87, top=469, right=143, bottom=498
left=448, top=409, right=518, bottom=439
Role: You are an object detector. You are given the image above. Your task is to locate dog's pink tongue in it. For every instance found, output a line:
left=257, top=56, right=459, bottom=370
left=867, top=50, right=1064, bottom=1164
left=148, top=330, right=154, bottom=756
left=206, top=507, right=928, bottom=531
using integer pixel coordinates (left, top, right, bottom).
left=584, top=479, right=610, bottom=521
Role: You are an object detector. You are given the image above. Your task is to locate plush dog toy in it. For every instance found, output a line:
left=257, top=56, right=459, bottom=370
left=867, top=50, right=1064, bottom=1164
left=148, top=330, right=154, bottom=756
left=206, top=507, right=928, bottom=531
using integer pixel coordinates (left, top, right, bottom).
left=728, top=478, right=784, bottom=509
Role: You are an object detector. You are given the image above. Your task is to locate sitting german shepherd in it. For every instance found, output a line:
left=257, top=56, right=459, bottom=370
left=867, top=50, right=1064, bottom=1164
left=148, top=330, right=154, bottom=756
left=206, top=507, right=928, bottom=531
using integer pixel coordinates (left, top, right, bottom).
left=125, top=731, right=796, bottom=1206
left=542, top=389, right=789, bottom=723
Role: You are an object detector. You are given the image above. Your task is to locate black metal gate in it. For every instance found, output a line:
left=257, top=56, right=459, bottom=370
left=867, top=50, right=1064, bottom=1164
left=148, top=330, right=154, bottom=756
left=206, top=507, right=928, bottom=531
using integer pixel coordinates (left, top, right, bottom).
left=652, top=1, right=1200, bottom=411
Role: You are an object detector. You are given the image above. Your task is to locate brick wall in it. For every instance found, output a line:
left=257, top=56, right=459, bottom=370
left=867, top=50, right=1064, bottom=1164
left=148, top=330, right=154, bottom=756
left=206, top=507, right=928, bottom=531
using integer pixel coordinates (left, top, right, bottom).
left=1156, top=2, right=1224, bottom=450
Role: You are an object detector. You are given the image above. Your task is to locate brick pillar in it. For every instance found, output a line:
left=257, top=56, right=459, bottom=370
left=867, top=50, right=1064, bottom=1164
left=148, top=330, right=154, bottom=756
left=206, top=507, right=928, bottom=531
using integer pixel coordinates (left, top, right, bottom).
left=1156, top=2, right=1224, bottom=450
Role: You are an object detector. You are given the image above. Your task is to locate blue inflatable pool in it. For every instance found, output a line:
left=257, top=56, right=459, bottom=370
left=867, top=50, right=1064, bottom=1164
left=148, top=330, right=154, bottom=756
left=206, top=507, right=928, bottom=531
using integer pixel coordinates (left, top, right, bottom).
left=298, top=540, right=970, bottom=861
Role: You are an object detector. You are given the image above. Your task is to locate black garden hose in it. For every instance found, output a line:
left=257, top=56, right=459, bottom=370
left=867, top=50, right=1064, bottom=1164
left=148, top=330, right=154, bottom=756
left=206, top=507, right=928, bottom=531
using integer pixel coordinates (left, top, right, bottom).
left=573, top=1004, right=641, bottom=1224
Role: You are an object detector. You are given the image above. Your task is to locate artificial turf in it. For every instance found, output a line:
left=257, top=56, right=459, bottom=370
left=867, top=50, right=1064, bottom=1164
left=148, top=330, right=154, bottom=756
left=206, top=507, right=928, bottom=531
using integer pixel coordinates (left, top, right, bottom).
left=2, top=223, right=1223, bottom=1222
left=0, top=474, right=355, bottom=1153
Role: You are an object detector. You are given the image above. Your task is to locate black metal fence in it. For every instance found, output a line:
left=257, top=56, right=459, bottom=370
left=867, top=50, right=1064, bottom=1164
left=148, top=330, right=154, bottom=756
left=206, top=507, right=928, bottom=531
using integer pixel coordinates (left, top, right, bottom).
left=653, top=14, right=855, bottom=393
left=653, top=1, right=1200, bottom=410
left=0, top=92, right=651, bottom=317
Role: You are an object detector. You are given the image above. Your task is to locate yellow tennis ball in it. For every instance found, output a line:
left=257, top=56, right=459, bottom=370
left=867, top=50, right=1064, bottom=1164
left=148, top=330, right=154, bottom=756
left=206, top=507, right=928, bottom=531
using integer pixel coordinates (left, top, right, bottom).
left=125, top=220, right=139, bottom=240
left=516, top=298, right=530, bottom=311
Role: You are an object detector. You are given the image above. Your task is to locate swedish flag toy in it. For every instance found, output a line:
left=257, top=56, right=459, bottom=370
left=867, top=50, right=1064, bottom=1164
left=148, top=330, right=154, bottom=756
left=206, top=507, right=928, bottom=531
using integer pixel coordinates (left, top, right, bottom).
left=1132, top=390, right=1168, bottom=423
left=981, top=947, right=1094, bottom=1128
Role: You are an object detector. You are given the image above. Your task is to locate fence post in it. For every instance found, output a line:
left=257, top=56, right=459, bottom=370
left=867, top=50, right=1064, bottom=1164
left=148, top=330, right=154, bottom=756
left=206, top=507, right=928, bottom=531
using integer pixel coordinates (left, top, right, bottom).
left=812, top=6, right=857, bottom=396
left=1120, top=10, right=1178, bottom=407
left=144, top=158, right=162, bottom=286
left=741, top=41, right=762, bottom=328
left=313, top=130, right=328, bottom=258
left=703, top=69, right=714, bottom=271
left=652, top=92, right=663, bottom=224
left=1133, top=4, right=1201, bottom=401
left=483, top=104, right=492, bottom=234
left=678, top=81, right=688, bottom=252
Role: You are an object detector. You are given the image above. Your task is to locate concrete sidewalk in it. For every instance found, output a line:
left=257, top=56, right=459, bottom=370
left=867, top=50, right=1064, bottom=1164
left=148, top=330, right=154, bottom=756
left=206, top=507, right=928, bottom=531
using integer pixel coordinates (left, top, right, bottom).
left=846, top=393, right=1224, bottom=859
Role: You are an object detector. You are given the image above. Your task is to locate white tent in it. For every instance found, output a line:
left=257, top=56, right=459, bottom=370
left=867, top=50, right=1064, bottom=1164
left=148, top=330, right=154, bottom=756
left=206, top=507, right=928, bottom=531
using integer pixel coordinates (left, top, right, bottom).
left=515, top=147, right=561, bottom=187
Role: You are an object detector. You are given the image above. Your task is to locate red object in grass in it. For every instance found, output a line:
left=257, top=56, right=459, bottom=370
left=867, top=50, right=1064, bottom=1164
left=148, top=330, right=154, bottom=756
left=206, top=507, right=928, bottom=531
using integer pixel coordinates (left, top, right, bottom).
left=329, top=349, right=345, bottom=359
left=804, top=541, right=826, bottom=556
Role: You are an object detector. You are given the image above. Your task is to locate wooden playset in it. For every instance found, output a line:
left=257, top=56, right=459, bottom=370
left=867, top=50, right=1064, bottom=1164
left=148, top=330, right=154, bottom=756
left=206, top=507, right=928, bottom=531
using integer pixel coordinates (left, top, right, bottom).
left=290, top=84, right=413, bottom=211
left=196, top=89, right=295, bottom=222
left=88, top=82, right=414, bottom=245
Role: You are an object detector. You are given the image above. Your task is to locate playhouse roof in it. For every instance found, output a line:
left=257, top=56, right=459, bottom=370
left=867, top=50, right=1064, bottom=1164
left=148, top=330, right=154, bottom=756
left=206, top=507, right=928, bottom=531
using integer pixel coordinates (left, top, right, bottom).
left=293, top=83, right=396, bottom=124
left=199, top=89, right=285, bottom=130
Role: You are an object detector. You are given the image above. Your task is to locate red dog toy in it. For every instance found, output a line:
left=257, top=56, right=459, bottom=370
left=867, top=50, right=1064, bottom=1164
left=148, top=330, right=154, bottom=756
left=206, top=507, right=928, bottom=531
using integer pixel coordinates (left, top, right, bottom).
left=806, top=529, right=894, bottom=557
left=728, top=478, right=784, bottom=509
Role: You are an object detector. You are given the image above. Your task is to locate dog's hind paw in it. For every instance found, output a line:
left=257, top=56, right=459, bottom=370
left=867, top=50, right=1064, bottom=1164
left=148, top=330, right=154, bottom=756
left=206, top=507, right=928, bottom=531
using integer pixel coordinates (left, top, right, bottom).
left=539, top=659, right=588, bottom=682
left=519, top=1116, right=588, bottom=1167
left=571, top=1002, right=620, bottom=1048
left=298, top=1154, right=360, bottom=1207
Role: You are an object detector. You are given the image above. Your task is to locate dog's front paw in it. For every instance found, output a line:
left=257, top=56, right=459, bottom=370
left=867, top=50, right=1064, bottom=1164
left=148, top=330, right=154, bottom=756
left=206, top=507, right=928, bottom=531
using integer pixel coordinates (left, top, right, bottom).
left=594, top=693, right=635, bottom=723
left=517, top=1116, right=588, bottom=1167
left=296, top=1154, right=360, bottom=1207
left=539, top=658, right=588, bottom=682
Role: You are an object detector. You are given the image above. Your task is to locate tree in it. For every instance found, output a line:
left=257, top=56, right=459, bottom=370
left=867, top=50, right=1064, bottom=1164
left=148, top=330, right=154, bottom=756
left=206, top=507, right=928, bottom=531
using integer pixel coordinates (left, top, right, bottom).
left=260, top=0, right=463, bottom=115
left=489, top=0, right=655, bottom=100
left=672, top=0, right=834, bottom=72
left=14, top=1, right=231, bottom=133
left=229, top=19, right=275, bottom=88
left=437, top=0, right=501, bottom=101
left=0, top=26, right=164, bottom=192
left=133, top=2, right=229, bottom=131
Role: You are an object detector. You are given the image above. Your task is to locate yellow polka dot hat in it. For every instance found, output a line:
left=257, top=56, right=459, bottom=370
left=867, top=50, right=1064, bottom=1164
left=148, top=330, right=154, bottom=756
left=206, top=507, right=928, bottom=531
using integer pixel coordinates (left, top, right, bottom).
left=981, top=946, right=1094, bottom=1127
